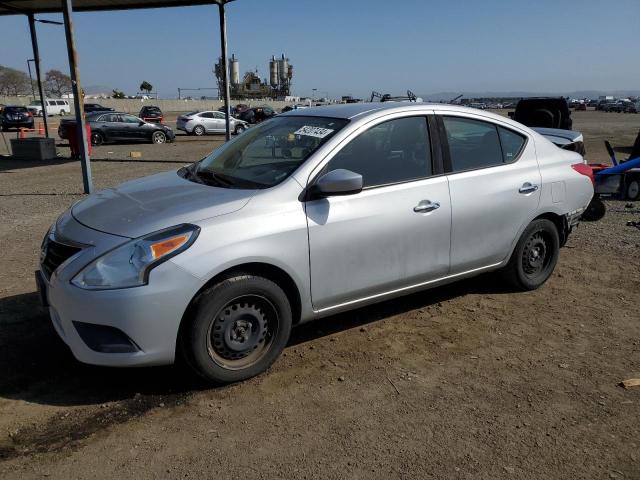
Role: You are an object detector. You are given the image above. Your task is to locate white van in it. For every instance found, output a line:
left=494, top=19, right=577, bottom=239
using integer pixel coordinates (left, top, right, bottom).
left=27, top=99, right=71, bottom=116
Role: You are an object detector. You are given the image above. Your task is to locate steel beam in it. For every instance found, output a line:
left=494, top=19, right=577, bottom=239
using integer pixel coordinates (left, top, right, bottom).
left=27, top=13, right=49, bottom=137
left=61, top=0, right=92, bottom=194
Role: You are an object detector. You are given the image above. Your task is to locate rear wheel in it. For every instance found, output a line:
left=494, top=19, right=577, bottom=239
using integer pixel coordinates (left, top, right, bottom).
left=626, top=178, right=640, bottom=201
left=151, top=131, right=166, bottom=144
left=501, top=219, right=560, bottom=291
left=193, top=125, right=205, bottom=136
left=59, top=110, right=66, bottom=116
left=581, top=197, right=606, bottom=221
left=91, top=132, right=104, bottom=146
left=181, top=275, right=292, bottom=384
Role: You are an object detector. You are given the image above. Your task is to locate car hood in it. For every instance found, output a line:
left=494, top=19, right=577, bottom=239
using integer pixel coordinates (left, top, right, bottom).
left=72, top=170, right=255, bottom=238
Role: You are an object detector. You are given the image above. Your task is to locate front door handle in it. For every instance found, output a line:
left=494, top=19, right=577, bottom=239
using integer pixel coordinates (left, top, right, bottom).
left=414, top=200, right=440, bottom=213
left=519, top=182, right=539, bottom=194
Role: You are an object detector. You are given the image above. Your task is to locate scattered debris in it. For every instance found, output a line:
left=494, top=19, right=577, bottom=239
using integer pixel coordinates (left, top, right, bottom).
left=624, top=203, right=634, bottom=209
left=130, top=151, right=142, bottom=158
left=620, top=378, right=640, bottom=389
left=337, top=376, right=345, bottom=382
left=559, top=363, right=570, bottom=369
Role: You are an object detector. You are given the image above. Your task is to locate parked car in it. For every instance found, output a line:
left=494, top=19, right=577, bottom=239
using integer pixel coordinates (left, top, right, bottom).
left=1, top=105, right=34, bottom=131
left=574, top=103, right=587, bottom=111
left=37, top=103, right=594, bottom=384
left=84, top=103, right=114, bottom=113
left=217, top=104, right=249, bottom=117
left=238, top=105, right=276, bottom=124
left=59, top=111, right=174, bottom=145
left=139, top=105, right=163, bottom=123
left=27, top=98, right=70, bottom=116
left=509, top=97, right=573, bottom=130
left=603, top=102, right=624, bottom=113
left=176, top=111, right=248, bottom=136
left=623, top=102, right=639, bottom=114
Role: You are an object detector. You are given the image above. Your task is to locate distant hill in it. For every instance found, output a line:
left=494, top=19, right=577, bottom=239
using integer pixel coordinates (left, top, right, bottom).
left=421, top=90, right=640, bottom=101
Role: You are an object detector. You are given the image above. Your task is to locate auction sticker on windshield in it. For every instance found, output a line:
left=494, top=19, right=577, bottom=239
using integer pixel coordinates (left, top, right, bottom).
left=294, top=126, right=334, bottom=138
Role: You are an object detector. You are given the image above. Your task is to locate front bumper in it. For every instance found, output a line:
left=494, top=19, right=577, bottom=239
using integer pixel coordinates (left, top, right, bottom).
left=39, top=211, right=203, bottom=367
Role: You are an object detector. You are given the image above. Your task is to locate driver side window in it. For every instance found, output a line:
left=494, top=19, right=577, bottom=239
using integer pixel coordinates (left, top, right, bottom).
left=326, top=116, right=432, bottom=188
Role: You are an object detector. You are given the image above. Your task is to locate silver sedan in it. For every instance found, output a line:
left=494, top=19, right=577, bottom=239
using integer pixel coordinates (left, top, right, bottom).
left=37, top=103, right=593, bottom=384
left=176, top=110, right=248, bottom=136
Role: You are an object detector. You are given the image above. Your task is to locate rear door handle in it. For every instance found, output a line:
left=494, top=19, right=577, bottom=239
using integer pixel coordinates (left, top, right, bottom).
left=414, top=200, right=440, bottom=213
left=519, top=182, right=539, bottom=194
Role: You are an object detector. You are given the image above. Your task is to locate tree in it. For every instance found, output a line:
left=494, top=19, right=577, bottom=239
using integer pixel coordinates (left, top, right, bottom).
left=139, top=81, right=153, bottom=94
left=0, top=65, right=31, bottom=96
left=112, top=89, right=126, bottom=99
left=44, top=69, right=72, bottom=97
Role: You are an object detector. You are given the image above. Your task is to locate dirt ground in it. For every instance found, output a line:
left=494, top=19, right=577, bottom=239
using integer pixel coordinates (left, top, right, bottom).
left=0, top=110, right=639, bottom=479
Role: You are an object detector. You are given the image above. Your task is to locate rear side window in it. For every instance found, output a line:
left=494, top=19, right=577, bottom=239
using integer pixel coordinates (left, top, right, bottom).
left=328, top=116, right=432, bottom=188
left=498, top=127, right=526, bottom=162
left=199, top=112, right=214, bottom=118
left=443, top=117, right=503, bottom=172
left=56, top=101, right=66, bottom=106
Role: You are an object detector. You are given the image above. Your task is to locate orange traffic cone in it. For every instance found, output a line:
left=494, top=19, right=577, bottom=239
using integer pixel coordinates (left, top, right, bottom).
left=37, top=122, right=44, bottom=135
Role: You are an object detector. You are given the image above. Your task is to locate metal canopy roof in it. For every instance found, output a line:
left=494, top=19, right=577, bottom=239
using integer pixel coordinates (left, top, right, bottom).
left=0, top=0, right=233, bottom=16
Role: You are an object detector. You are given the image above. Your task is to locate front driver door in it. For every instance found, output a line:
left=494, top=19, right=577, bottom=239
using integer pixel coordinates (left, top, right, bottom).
left=306, top=115, right=451, bottom=311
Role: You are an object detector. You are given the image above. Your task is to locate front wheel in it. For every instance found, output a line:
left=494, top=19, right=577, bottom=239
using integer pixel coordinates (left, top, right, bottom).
left=234, top=124, right=246, bottom=135
left=151, top=131, right=167, bottom=144
left=501, top=219, right=560, bottom=291
left=181, top=275, right=292, bottom=384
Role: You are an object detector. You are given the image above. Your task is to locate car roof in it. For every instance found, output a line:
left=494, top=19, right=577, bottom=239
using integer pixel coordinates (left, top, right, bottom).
left=277, top=102, right=509, bottom=121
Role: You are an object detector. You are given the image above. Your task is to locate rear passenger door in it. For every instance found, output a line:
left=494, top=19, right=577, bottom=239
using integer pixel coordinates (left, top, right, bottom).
left=212, top=112, right=226, bottom=132
left=438, top=113, right=541, bottom=273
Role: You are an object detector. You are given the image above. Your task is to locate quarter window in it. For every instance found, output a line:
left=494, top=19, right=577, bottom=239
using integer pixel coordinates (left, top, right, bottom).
left=327, top=116, right=432, bottom=188
left=199, top=112, right=214, bottom=119
left=498, top=127, right=526, bottom=162
left=443, top=117, right=502, bottom=172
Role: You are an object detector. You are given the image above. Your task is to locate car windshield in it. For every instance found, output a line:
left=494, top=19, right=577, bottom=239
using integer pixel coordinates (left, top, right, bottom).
left=5, top=107, right=27, bottom=113
left=188, top=116, right=348, bottom=189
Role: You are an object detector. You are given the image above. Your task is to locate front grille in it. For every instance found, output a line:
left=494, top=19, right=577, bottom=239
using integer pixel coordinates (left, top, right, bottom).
left=42, top=238, right=82, bottom=279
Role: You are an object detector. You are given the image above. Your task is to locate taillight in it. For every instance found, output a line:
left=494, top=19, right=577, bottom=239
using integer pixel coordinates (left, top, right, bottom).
left=26, top=111, right=32, bottom=117
left=572, top=162, right=595, bottom=185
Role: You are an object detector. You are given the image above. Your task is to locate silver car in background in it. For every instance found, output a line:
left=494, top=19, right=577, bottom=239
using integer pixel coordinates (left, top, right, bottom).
left=37, top=103, right=594, bottom=384
left=176, top=110, right=248, bottom=136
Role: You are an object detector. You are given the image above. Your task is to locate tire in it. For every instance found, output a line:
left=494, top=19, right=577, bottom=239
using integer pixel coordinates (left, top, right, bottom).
left=91, top=131, right=104, bottom=146
left=193, top=125, right=205, bottom=136
left=234, top=124, right=246, bottom=135
left=626, top=178, right=640, bottom=201
left=151, top=131, right=167, bottom=144
left=181, top=274, right=292, bottom=385
left=501, top=219, right=560, bottom=291
left=581, top=197, right=606, bottom=221
left=59, top=110, right=66, bottom=116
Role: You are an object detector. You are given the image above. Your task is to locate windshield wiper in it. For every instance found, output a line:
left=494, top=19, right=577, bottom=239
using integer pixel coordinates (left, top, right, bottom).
left=195, top=169, right=235, bottom=187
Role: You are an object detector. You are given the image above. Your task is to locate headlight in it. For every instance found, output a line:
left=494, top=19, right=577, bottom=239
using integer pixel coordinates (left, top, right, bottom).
left=71, top=224, right=199, bottom=290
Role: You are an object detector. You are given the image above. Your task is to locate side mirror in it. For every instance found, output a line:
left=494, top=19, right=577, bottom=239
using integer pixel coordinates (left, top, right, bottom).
left=139, top=121, right=145, bottom=126
left=310, top=169, right=363, bottom=198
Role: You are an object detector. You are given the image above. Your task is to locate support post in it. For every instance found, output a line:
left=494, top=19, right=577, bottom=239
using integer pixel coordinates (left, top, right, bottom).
left=61, top=0, right=92, bottom=194
left=218, top=1, right=231, bottom=141
left=27, top=14, right=49, bottom=138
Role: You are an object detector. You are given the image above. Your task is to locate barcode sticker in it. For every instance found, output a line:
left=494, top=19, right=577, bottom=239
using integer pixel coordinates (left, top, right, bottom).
left=294, top=126, right=334, bottom=138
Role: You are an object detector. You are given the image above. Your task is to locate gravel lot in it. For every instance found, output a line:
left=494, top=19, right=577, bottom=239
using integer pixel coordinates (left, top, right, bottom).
left=0, top=110, right=639, bottom=479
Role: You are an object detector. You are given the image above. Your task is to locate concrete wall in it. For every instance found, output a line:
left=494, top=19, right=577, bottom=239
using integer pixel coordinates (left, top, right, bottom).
left=0, top=96, right=295, bottom=114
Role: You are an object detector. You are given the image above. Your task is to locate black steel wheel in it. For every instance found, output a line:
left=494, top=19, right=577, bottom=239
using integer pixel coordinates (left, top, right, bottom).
left=501, top=219, right=560, bottom=291
left=182, top=274, right=292, bottom=384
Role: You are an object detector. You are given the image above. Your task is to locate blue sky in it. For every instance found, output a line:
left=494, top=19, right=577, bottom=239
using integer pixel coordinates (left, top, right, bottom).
left=0, top=0, right=638, bottom=98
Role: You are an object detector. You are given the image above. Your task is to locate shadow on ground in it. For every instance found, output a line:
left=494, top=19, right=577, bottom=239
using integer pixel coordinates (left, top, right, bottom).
left=0, top=273, right=509, bottom=409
